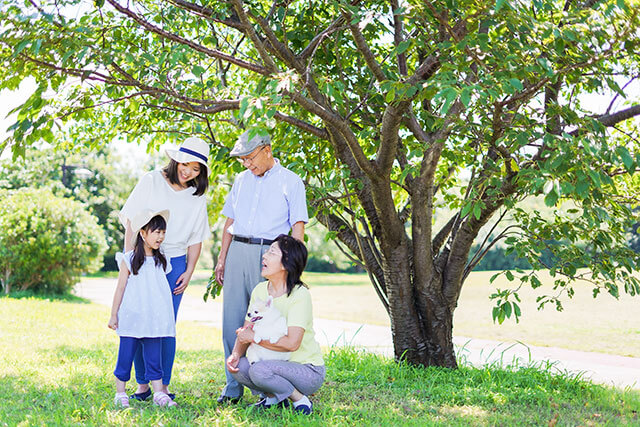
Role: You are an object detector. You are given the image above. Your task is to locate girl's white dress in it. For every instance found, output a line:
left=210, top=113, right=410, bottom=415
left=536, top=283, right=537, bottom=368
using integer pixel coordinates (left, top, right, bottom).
left=115, top=251, right=176, bottom=338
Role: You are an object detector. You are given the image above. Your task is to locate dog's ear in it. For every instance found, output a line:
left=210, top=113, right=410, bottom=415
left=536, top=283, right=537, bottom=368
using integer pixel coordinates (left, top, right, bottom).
left=266, top=295, right=273, bottom=306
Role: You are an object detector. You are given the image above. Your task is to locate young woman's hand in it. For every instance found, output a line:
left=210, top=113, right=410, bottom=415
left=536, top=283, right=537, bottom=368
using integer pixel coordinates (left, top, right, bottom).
left=174, top=271, right=193, bottom=294
left=108, top=315, right=118, bottom=330
left=226, top=353, right=240, bottom=373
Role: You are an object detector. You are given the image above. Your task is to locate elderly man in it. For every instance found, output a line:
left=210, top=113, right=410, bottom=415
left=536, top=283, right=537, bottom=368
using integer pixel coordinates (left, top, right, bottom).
left=215, top=129, right=308, bottom=404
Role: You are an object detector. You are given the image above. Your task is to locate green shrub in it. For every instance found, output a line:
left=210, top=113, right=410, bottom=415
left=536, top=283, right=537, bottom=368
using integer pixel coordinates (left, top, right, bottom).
left=0, top=188, right=107, bottom=294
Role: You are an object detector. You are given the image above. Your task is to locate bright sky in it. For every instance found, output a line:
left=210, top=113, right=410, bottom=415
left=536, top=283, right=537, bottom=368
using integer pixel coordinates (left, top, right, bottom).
left=0, top=77, right=154, bottom=168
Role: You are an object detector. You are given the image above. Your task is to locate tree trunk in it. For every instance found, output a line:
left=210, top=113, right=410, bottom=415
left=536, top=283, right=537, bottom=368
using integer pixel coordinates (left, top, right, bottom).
left=382, top=240, right=458, bottom=368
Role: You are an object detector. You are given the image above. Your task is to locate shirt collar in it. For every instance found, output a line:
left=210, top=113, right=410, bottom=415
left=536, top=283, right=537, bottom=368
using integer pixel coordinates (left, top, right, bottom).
left=260, top=158, right=281, bottom=178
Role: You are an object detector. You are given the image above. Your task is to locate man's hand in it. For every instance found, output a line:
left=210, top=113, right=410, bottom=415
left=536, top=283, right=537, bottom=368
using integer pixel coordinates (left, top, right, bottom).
left=215, top=261, right=225, bottom=285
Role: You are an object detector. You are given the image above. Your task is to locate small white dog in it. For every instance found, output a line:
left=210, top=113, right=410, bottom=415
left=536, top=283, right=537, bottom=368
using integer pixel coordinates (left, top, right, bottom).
left=245, top=296, right=291, bottom=364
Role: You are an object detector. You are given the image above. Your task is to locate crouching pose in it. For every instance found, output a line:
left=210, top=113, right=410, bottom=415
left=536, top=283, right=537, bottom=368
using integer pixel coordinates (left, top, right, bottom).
left=226, top=235, right=324, bottom=415
left=108, top=209, right=177, bottom=408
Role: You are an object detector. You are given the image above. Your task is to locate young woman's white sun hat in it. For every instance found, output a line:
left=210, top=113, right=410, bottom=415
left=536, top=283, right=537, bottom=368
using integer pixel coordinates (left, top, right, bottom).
left=166, top=137, right=210, bottom=176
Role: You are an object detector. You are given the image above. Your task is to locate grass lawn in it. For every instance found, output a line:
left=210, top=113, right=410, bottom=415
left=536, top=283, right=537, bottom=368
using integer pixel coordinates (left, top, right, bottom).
left=1, top=295, right=639, bottom=426
left=183, top=270, right=640, bottom=358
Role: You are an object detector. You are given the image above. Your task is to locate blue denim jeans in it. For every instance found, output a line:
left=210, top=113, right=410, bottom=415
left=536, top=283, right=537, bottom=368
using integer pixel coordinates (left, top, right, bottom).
left=133, top=255, right=186, bottom=385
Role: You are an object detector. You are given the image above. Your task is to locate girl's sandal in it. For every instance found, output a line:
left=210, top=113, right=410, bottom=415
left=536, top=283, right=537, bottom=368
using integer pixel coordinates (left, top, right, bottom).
left=114, top=392, right=130, bottom=408
left=153, top=391, right=178, bottom=407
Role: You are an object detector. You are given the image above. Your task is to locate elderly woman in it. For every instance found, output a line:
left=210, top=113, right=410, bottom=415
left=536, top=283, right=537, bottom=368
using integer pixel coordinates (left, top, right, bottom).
left=225, top=235, right=325, bottom=415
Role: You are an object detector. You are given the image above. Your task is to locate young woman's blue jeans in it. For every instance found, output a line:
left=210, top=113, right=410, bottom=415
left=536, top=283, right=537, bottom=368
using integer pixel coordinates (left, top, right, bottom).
left=133, top=255, right=186, bottom=386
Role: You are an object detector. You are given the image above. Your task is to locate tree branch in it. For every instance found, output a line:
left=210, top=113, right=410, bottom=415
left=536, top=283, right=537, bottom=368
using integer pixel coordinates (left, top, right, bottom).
left=344, top=10, right=386, bottom=82
left=231, top=0, right=278, bottom=72
left=167, top=0, right=245, bottom=31
left=390, top=0, right=407, bottom=76
left=105, top=0, right=269, bottom=75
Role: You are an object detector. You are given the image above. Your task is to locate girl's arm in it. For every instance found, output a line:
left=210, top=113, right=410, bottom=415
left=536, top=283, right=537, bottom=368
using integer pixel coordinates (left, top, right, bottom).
left=174, top=242, right=202, bottom=294
left=108, top=264, right=130, bottom=330
left=236, top=325, right=305, bottom=352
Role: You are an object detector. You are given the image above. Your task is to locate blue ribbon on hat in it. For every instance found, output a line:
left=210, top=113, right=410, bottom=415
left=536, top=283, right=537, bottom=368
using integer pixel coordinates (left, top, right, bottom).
left=179, top=147, right=208, bottom=163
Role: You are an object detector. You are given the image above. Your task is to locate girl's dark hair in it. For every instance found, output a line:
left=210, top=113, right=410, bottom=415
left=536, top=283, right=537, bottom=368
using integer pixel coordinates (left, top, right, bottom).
left=131, top=215, right=167, bottom=275
left=274, top=234, right=308, bottom=296
left=163, top=159, right=209, bottom=196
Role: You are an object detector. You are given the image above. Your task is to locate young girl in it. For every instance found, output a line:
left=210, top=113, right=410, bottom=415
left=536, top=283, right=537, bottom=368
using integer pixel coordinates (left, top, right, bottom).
left=108, top=209, right=177, bottom=408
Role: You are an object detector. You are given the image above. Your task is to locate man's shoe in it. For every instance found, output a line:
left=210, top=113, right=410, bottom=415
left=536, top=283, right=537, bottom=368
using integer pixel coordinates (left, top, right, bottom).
left=249, top=398, right=289, bottom=410
left=249, top=398, right=269, bottom=410
left=270, top=399, right=290, bottom=409
left=217, top=395, right=242, bottom=405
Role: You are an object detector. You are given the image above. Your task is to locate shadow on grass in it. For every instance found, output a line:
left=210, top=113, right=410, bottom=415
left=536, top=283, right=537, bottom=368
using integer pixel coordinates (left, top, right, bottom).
left=2, top=341, right=639, bottom=426
left=0, top=290, right=90, bottom=304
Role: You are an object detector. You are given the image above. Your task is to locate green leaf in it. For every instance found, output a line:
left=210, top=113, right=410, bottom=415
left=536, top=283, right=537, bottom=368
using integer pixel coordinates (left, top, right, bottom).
left=395, top=40, right=411, bottom=55
left=615, top=146, right=634, bottom=173
left=473, top=203, right=481, bottom=220
left=385, top=88, right=395, bottom=103
left=503, top=302, right=512, bottom=318
left=616, top=0, right=628, bottom=12
left=192, top=65, right=205, bottom=77
left=544, top=189, right=558, bottom=207
left=495, top=0, right=508, bottom=12
left=508, top=78, right=523, bottom=91
left=13, top=40, right=30, bottom=57
left=461, top=201, right=473, bottom=218
left=460, top=87, right=471, bottom=107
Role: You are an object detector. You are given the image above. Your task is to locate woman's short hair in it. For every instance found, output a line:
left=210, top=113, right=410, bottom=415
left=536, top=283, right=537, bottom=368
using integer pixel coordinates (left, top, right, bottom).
left=275, top=234, right=308, bottom=296
left=163, top=159, right=209, bottom=196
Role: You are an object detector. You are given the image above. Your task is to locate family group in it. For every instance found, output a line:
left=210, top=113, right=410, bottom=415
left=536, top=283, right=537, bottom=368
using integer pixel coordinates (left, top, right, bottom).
left=107, top=130, right=323, bottom=415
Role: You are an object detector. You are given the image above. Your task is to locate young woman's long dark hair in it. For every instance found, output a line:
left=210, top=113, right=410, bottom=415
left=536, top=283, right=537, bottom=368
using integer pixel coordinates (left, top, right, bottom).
left=131, top=215, right=167, bottom=275
left=274, top=234, right=308, bottom=296
left=163, top=159, right=209, bottom=196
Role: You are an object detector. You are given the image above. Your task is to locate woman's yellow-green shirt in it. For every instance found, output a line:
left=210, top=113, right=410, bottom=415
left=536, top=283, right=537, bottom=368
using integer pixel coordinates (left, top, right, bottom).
left=249, top=281, right=324, bottom=366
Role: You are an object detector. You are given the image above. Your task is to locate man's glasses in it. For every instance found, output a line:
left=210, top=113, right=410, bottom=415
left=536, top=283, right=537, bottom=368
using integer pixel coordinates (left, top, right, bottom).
left=237, top=146, right=266, bottom=165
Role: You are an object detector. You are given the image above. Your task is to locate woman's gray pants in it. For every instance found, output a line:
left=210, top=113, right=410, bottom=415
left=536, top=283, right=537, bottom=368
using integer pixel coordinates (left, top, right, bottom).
left=231, top=357, right=326, bottom=403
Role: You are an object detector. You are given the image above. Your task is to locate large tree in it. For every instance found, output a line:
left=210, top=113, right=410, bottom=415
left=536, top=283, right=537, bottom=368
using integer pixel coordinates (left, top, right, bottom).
left=2, top=0, right=640, bottom=367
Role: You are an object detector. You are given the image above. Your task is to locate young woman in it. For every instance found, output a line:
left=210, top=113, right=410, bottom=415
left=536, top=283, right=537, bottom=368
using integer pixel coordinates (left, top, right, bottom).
left=119, top=137, right=210, bottom=400
left=226, top=235, right=325, bottom=415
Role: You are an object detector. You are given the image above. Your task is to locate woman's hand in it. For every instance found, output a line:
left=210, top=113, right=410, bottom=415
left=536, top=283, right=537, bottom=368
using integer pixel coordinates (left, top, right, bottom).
left=108, top=315, right=118, bottom=330
left=235, top=324, right=255, bottom=345
left=226, top=353, right=240, bottom=373
left=174, top=271, right=193, bottom=294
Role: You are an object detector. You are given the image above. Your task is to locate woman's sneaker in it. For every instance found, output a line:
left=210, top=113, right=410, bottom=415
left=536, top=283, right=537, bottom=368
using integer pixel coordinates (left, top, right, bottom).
left=114, top=392, right=130, bottom=408
left=293, top=401, right=312, bottom=415
left=153, top=391, right=178, bottom=407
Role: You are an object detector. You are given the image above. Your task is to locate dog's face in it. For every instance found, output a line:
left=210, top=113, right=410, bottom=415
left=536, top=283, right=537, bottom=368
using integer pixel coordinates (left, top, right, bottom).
left=246, top=296, right=274, bottom=323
